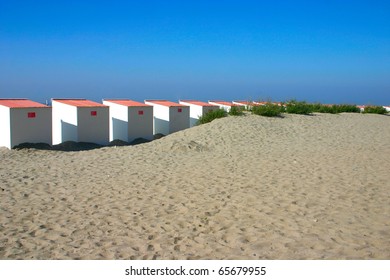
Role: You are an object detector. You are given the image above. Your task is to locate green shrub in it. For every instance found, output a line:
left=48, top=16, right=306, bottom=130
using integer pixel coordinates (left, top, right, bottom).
left=363, top=106, right=387, bottom=114
left=285, top=100, right=314, bottom=115
left=294, top=103, right=360, bottom=114
left=252, top=103, right=283, bottom=117
left=196, top=108, right=227, bottom=125
left=334, top=104, right=360, bottom=113
left=321, top=105, right=339, bottom=114
left=228, top=105, right=244, bottom=116
left=310, top=103, right=337, bottom=114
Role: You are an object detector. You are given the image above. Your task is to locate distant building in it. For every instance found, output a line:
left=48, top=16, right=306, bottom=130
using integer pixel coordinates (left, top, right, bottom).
left=208, top=100, right=244, bottom=112
left=232, top=100, right=258, bottom=110
left=103, top=99, right=153, bottom=142
left=179, top=100, right=219, bottom=127
left=0, top=99, right=52, bottom=149
left=144, top=100, right=189, bottom=135
left=52, top=99, right=109, bottom=145
left=357, top=105, right=365, bottom=112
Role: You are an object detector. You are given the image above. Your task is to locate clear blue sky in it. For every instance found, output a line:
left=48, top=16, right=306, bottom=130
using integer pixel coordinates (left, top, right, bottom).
left=1, top=0, right=389, bottom=105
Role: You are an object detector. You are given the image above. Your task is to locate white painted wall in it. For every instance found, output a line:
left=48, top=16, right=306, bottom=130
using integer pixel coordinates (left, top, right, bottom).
left=190, top=105, right=203, bottom=127
left=128, top=106, right=153, bottom=141
left=103, top=101, right=129, bottom=141
left=145, top=102, right=170, bottom=135
left=202, top=106, right=218, bottom=116
left=52, top=101, right=109, bottom=145
left=145, top=101, right=189, bottom=135
left=103, top=101, right=154, bottom=142
left=208, top=101, right=232, bottom=112
left=52, top=101, right=78, bottom=145
left=77, top=107, right=109, bottom=145
left=179, top=101, right=218, bottom=127
left=10, top=108, right=52, bottom=148
left=0, top=106, right=11, bottom=148
left=233, top=101, right=252, bottom=110
left=169, top=106, right=190, bottom=133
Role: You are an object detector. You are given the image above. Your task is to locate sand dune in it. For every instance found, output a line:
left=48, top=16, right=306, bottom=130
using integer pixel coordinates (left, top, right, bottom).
left=1, top=113, right=389, bottom=259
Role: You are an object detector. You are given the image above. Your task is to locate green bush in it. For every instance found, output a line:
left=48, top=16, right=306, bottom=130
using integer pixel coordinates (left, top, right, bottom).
left=285, top=100, right=314, bottom=115
left=196, top=108, right=227, bottom=125
left=310, top=103, right=337, bottom=114
left=291, top=102, right=360, bottom=114
left=363, top=106, right=387, bottom=114
left=333, top=104, right=360, bottom=113
left=310, top=104, right=360, bottom=114
left=228, top=105, right=244, bottom=116
left=252, top=103, right=283, bottom=117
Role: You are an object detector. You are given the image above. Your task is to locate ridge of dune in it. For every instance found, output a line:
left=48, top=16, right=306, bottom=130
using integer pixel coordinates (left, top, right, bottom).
left=1, top=113, right=389, bottom=259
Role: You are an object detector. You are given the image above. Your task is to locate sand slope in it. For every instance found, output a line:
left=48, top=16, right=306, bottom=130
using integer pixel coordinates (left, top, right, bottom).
left=1, top=113, right=389, bottom=259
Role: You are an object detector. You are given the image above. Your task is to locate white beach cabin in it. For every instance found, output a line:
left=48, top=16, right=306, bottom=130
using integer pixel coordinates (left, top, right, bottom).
left=357, top=105, right=365, bottom=112
left=102, top=99, right=153, bottom=142
left=0, top=99, right=52, bottom=149
left=179, top=100, right=219, bottom=127
left=383, top=106, right=390, bottom=112
left=144, top=100, right=189, bottom=135
left=208, top=100, right=243, bottom=112
left=232, top=100, right=260, bottom=110
left=52, top=99, right=109, bottom=145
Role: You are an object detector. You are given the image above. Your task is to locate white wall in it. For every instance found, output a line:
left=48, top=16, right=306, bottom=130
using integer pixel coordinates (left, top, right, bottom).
left=52, top=101, right=78, bottom=145
left=169, top=106, right=189, bottom=133
left=190, top=105, right=203, bottom=127
left=77, top=107, right=109, bottom=145
left=145, top=102, right=189, bottom=135
left=128, top=106, right=153, bottom=141
left=103, top=101, right=129, bottom=142
left=232, top=101, right=252, bottom=110
left=10, top=108, right=52, bottom=148
left=145, top=103, right=170, bottom=135
left=202, top=106, right=218, bottom=116
left=0, top=106, right=11, bottom=148
left=179, top=102, right=218, bottom=127
left=179, top=102, right=202, bottom=119
left=208, top=102, right=232, bottom=112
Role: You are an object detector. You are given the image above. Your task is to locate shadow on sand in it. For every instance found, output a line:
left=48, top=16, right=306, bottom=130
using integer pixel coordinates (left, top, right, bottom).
left=12, top=136, right=164, bottom=152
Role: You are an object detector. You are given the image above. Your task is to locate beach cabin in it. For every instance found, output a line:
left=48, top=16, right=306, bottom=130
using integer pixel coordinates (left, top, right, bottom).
left=179, top=100, right=219, bottom=127
left=208, top=100, right=244, bottom=112
left=232, top=100, right=259, bottom=110
left=144, top=100, right=189, bottom=135
left=357, top=105, right=365, bottom=112
left=52, top=99, right=109, bottom=145
left=383, top=106, right=390, bottom=112
left=102, top=99, right=153, bottom=142
left=0, top=99, right=52, bottom=149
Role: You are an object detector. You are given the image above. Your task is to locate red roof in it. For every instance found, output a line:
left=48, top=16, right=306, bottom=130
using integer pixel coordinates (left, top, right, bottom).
left=180, top=100, right=218, bottom=107
left=209, top=100, right=236, bottom=106
left=104, top=99, right=151, bottom=107
left=145, top=100, right=185, bottom=107
left=0, top=99, right=49, bottom=108
left=53, top=99, right=107, bottom=107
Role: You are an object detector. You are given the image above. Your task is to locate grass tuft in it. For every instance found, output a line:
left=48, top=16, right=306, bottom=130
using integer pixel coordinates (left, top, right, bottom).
left=228, top=106, right=244, bottom=116
left=332, top=104, right=360, bottom=113
left=285, top=100, right=314, bottom=115
left=196, top=108, right=227, bottom=125
left=252, top=103, right=283, bottom=117
left=363, top=106, right=388, bottom=114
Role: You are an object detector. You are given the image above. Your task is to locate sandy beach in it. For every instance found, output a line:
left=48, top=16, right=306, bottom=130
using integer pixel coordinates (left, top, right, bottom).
left=0, top=113, right=389, bottom=260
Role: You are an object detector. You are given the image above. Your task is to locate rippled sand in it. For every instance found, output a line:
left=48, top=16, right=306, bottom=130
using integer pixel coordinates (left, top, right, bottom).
left=1, top=113, right=389, bottom=259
